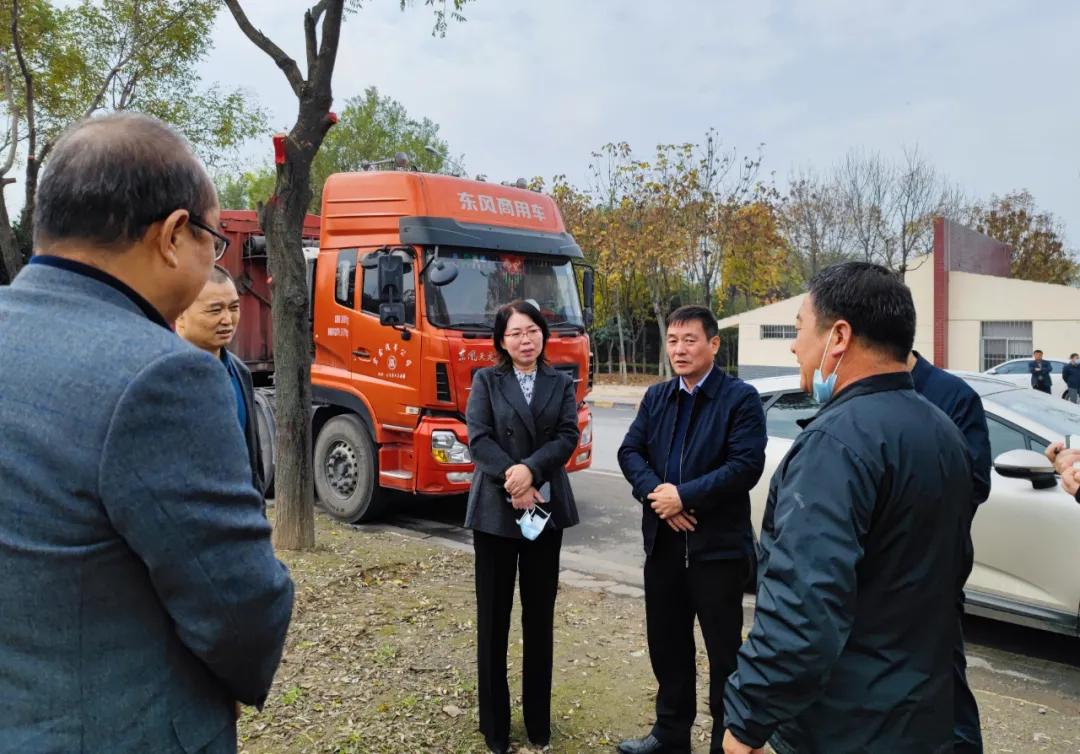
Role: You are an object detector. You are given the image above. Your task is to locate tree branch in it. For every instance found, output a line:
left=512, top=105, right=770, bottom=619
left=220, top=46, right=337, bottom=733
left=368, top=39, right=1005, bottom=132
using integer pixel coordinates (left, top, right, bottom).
left=0, top=62, right=18, bottom=177
left=304, top=7, right=319, bottom=76
left=11, top=0, right=35, bottom=157
left=312, top=0, right=345, bottom=95
left=224, top=0, right=306, bottom=97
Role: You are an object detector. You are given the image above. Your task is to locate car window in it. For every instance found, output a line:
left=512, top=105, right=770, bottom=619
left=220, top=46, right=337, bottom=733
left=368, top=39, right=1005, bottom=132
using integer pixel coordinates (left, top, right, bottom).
left=986, top=416, right=1028, bottom=459
left=987, top=389, right=1080, bottom=439
left=1049, top=361, right=1066, bottom=373
left=995, top=361, right=1028, bottom=375
left=766, top=392, right=819, bottom=440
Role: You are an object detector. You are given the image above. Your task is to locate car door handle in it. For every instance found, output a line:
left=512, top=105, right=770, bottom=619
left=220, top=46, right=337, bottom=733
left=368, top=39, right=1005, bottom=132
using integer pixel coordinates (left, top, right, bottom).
left=352, top=348, right=371, bottom=359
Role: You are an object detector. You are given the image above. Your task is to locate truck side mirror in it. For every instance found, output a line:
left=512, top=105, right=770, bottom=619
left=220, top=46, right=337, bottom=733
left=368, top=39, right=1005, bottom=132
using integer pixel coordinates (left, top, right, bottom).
left=377, top=254, right=406, bottom=327
left=582, top=267, right=595, bottom=328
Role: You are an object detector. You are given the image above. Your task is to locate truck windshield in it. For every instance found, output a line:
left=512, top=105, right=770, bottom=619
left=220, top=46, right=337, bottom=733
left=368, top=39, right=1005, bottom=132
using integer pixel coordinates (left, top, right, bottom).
left=425, top=248, right=584, bottom=330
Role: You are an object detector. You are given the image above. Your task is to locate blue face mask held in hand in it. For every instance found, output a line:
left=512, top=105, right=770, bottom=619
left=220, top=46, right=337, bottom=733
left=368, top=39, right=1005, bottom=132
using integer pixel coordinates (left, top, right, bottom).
left=517, top=506, right=550, bottom=540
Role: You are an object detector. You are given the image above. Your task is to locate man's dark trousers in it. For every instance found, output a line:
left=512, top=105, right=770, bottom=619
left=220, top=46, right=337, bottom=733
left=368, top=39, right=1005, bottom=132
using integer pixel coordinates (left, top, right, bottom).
left=645, top=525, right=746, bottom=753
left=954, top=522, right=982, bottom=753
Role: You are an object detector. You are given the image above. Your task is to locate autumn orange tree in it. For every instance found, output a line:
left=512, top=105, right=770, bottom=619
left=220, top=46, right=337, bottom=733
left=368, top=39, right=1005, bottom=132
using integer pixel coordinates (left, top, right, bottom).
left=721, top=194, right=791, bottom=312
left=971, top=190, right=1077, bottom=285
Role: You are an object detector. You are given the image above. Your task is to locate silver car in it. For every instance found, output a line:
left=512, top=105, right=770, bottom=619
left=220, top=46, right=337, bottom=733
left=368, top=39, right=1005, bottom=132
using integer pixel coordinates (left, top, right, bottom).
left=749, top=372, right=1080, bottom=636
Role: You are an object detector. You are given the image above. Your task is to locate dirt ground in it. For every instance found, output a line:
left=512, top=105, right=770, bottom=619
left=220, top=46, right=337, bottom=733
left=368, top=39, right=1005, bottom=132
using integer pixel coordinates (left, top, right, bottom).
left=238, top=513, right=1080, bottom=753
left=239, top=515, right=664, bottom=753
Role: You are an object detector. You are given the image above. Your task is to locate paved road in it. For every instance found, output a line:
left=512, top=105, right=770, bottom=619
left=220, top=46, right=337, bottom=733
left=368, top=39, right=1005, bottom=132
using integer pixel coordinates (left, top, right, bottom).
left=380, top=406, right=1080, bottom=739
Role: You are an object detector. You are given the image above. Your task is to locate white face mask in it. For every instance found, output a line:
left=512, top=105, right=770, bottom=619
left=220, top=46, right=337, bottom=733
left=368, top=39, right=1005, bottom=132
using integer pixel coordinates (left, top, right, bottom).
left=517, top=506, right=550, bottom=541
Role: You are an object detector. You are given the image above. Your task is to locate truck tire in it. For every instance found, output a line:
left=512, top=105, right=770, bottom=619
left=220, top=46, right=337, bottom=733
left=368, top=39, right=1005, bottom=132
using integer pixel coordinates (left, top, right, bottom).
left=314, top=414, right=386, bottom=522
left=253, top=390, right=276, bottom=499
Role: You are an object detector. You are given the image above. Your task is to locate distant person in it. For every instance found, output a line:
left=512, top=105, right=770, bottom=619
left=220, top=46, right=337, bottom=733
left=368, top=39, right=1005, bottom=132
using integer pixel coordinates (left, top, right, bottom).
left=723, top=263, right=972, bottom=754
left=464, top=299, right=580, bottom=754
left=177, top=265, right=265, bottom=494
left=618, top=305, right=767, bottom=754
left=909, top=350, right=992, bottom=753
left=1063, top=353, right=1080, bottom=403
left=0, top=112, right=294, bottom=753
left=1029, top=349, right=1053, bottom=394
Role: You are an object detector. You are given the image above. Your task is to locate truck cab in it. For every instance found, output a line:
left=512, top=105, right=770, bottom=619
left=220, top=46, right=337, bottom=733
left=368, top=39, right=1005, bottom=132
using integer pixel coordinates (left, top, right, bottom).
left=308, top=171, right=594, bottom=521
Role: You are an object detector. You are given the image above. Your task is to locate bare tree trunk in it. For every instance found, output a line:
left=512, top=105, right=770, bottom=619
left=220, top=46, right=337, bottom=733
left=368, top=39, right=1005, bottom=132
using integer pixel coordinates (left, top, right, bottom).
left=653, top=300, right=669, bottom=379
left=614, top=291, right=628, bottom=383
left=264, top=153, right=317, bottom=550
left=630, top=325, right=638, bottom=375
left=0, top=189, right=21, bottom=282
left=226, top=0, right=345, bottom=550
left=606, top=338, right=613, bottom=374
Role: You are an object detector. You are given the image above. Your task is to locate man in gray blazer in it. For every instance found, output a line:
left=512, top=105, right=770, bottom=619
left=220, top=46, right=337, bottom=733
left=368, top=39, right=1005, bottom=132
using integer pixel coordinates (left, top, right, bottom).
left=0, top=113, right=294, bottom=753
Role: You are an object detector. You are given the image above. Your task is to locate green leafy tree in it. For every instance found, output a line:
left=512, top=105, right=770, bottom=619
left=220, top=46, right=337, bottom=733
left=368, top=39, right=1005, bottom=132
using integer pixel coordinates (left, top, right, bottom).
left=0, top=0, right=267, bottom=280
left=215, top=86, right=458, bottom=213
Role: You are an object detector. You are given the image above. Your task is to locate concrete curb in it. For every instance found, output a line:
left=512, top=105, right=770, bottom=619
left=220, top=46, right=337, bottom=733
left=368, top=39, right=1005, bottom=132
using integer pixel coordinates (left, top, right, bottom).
left=585, top=397, right=641, bottom=410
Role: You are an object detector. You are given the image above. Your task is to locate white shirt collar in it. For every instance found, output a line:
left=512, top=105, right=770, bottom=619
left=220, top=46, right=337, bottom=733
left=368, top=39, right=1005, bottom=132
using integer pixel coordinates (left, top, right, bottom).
left=679, top=365, right=714, bottom=394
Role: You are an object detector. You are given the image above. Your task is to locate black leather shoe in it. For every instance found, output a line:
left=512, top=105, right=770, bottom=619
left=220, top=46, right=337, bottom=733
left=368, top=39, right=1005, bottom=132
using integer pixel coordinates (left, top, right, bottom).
left=617, top=733, right=675, bottom=754
left=486, top=740, right=510, bottom=754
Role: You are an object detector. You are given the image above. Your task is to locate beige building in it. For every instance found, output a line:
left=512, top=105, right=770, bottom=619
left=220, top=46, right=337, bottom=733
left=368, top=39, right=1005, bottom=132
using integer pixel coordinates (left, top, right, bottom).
left=719, top=219, right=1080, bottom=379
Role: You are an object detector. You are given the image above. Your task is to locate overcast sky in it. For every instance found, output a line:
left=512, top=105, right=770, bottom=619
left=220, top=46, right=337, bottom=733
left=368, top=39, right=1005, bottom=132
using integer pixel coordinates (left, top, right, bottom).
left=203, top=1, right=1074, bottom=243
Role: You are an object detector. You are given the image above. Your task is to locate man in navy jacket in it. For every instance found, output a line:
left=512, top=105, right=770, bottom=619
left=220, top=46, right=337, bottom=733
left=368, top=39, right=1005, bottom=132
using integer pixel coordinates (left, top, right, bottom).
left=1029, top=349, right=1053, bottom=394
left=618, top=305, right=767, bottom=754
left=910, top=351, right=992, bottom=753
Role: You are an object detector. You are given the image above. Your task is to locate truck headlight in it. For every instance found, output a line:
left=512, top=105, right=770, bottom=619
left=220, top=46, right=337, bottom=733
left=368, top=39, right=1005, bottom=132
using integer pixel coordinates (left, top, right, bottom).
left=431, top=430, right=471, bottom=464
left=579, top=414, right=592, bottom=447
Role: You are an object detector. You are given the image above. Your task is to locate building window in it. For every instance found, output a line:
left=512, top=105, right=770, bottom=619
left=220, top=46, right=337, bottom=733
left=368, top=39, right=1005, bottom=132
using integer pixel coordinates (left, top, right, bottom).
left=981, top=321, right=1032, bottom=371
left=760, top=325, right=797, bottom=340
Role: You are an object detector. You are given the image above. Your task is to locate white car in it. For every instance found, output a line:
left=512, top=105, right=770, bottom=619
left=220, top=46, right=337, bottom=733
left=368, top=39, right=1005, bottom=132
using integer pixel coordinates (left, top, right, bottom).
left=983, top=357, right=1070, bottom=398
left=748, top=373, right=1080, bottom=636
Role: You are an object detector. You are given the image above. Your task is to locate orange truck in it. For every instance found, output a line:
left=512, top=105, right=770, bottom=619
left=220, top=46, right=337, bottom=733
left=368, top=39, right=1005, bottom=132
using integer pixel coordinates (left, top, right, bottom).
left=219, top=171, right=595, bottom=521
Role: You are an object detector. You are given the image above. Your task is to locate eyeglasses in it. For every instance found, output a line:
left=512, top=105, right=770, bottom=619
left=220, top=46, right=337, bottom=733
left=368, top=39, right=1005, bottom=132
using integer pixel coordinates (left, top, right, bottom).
left=188, top=216, right=230, bottom=261
left=505, top=327, right=543, bottom=341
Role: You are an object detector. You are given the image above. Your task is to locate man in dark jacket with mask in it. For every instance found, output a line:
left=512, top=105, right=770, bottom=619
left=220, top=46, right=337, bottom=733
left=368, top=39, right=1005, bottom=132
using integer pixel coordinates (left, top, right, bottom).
left=618, top=305, right=767, bottom=754
left=722, top=263, right=972, bottom=754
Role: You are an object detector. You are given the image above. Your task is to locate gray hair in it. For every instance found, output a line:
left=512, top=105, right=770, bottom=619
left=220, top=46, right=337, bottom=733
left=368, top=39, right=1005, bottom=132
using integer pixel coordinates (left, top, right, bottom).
left=34, top=112, right=216, bottom=250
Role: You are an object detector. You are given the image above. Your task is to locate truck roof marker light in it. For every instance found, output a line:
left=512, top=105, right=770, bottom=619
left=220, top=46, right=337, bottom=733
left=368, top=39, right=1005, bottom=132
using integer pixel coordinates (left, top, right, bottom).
left=272, top=133, right=286, bottom=165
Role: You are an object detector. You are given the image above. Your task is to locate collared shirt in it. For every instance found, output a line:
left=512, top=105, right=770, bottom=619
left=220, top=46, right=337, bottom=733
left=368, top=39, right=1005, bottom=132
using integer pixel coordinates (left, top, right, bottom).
left=28, top=255, right=170, bottom=329
left=679, top=365, right=714, bottom=395
left=514, top=366, right=537, bottom=405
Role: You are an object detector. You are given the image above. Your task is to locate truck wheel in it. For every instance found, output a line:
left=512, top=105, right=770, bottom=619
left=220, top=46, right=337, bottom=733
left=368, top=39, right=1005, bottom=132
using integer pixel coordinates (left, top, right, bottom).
left=253, top=391, right=276, bottom=499
left=314, top=415, right=386, bottom=522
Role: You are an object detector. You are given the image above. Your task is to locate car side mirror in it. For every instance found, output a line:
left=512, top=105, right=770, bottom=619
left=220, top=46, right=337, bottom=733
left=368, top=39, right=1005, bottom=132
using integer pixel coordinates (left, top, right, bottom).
left=993, top=449, right=1058, bottom=489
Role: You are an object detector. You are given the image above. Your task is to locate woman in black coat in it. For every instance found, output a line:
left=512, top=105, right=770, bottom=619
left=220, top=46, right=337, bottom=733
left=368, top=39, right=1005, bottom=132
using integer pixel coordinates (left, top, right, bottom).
left=465, top=299, right=580, bottom=754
